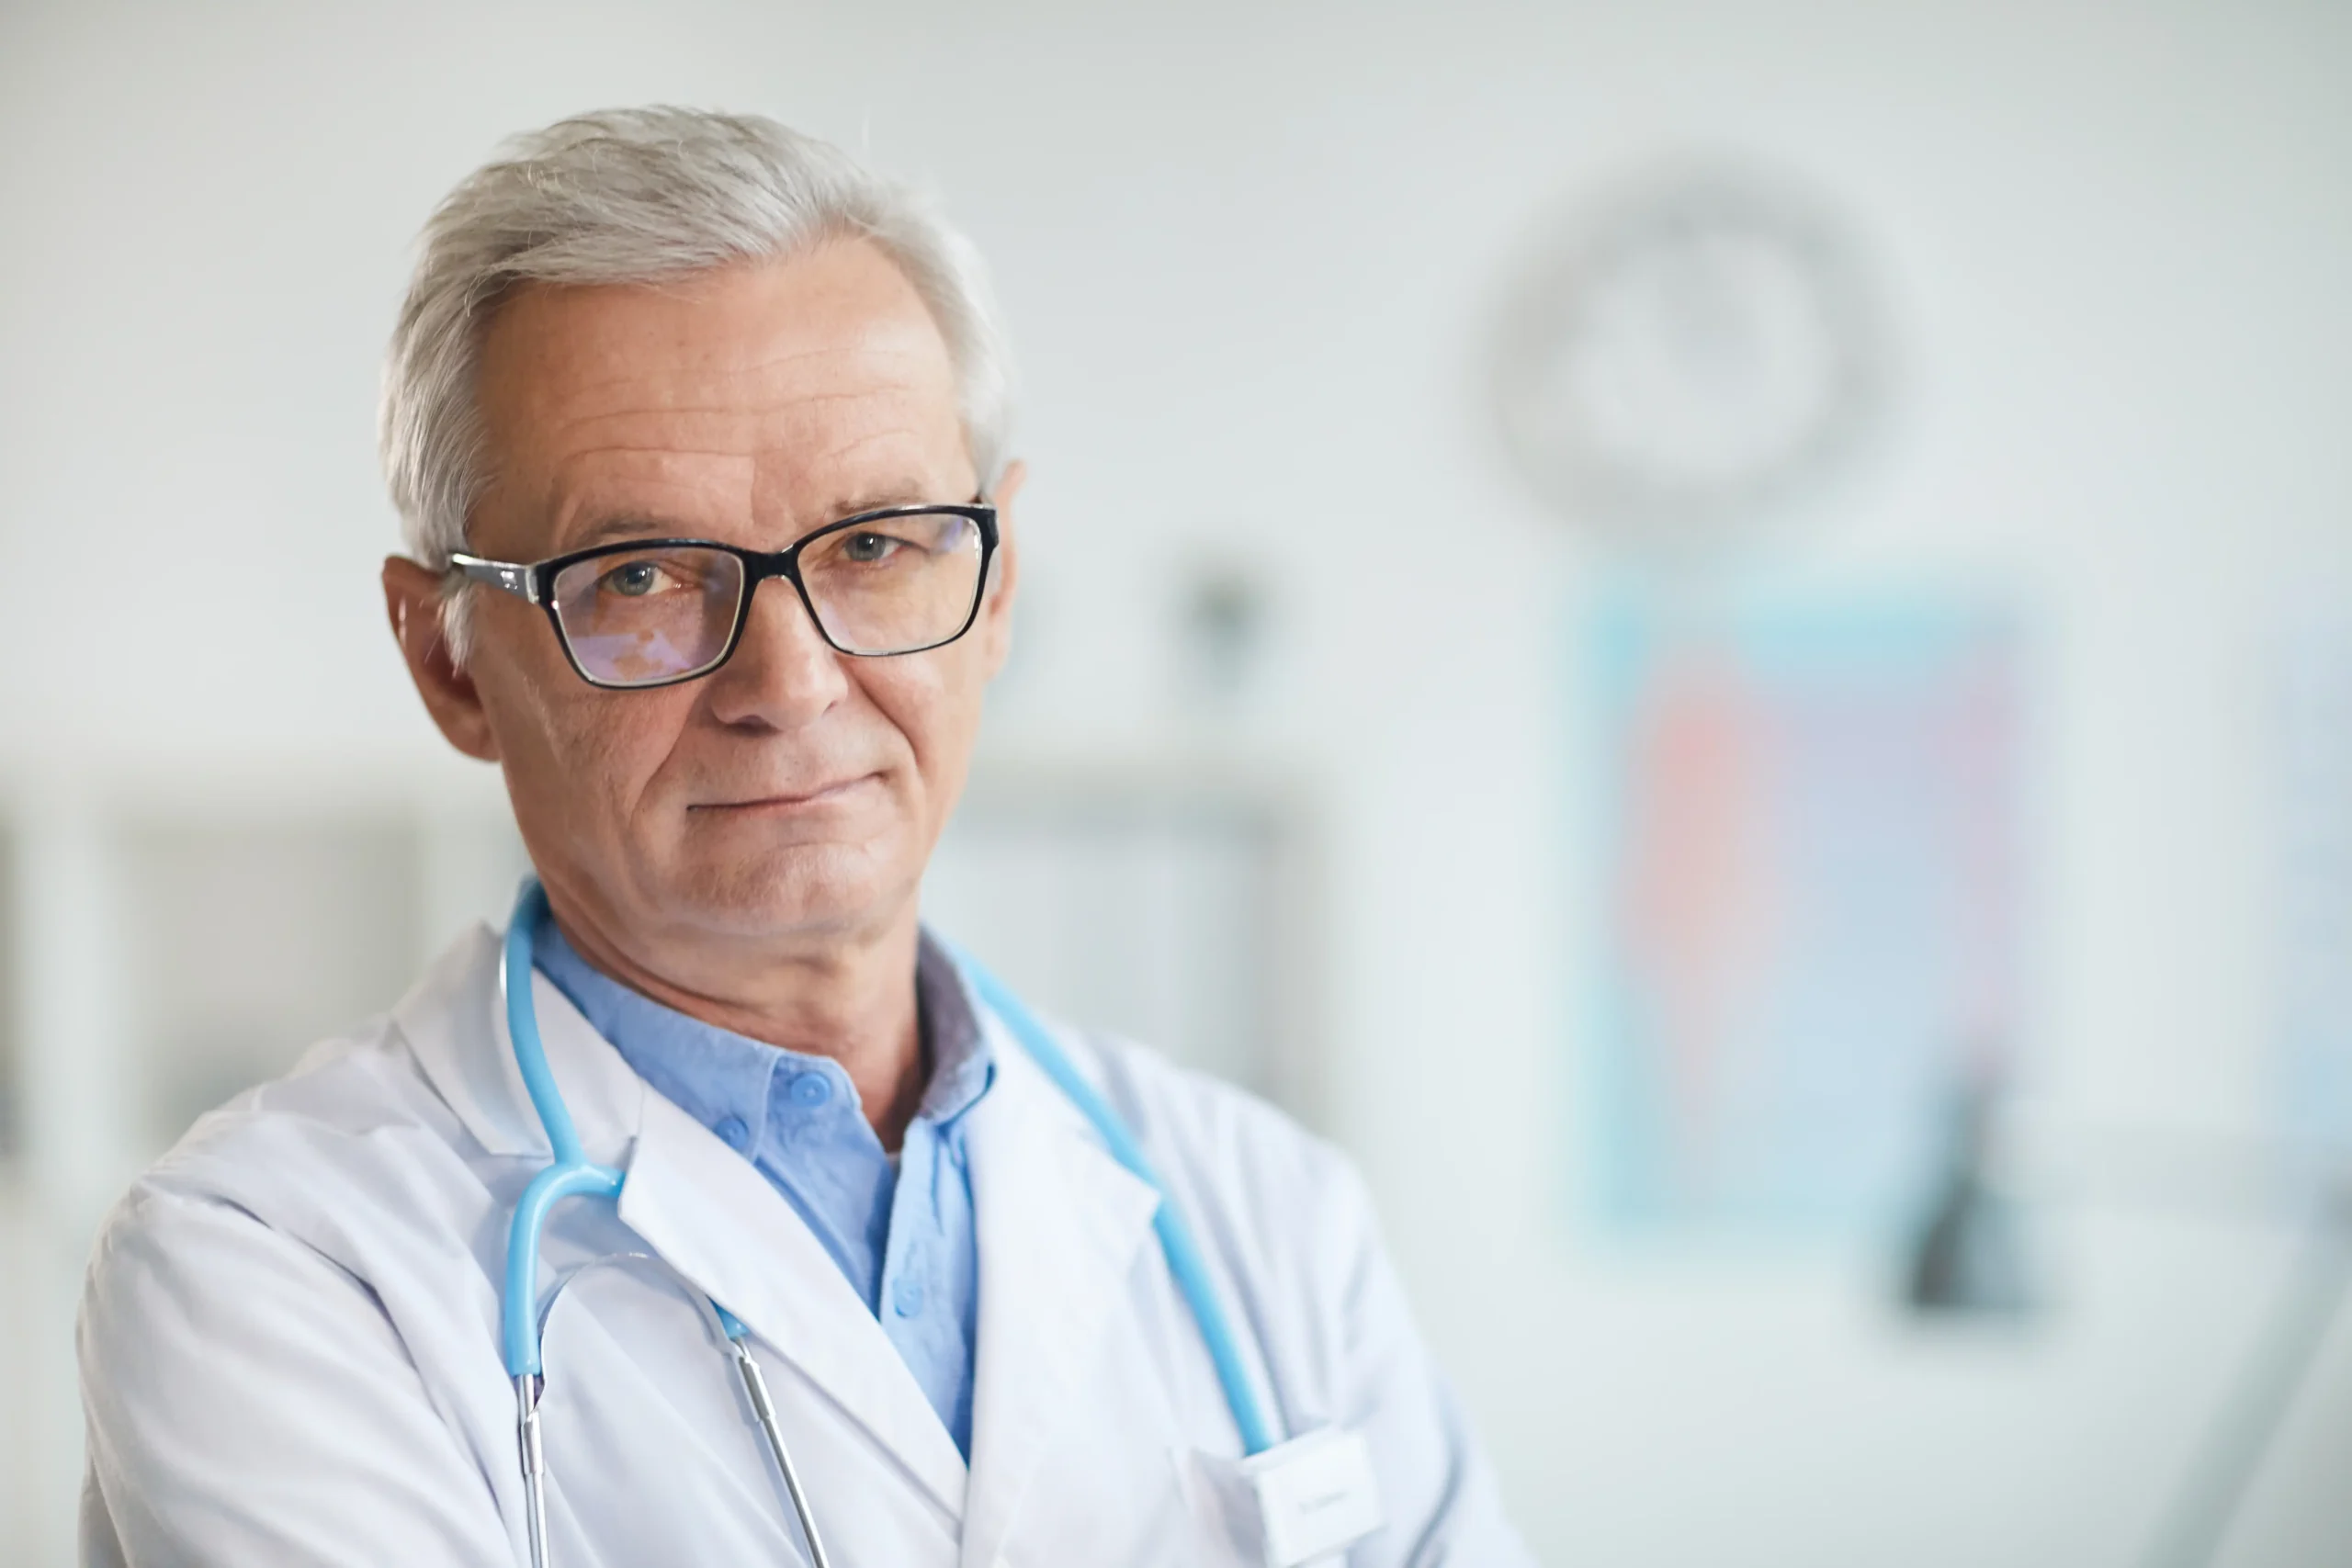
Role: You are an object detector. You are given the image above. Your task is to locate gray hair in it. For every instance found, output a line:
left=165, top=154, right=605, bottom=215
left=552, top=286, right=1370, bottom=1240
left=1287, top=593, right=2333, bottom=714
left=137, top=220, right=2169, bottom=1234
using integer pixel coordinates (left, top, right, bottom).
left=379, top=106, right=1014, bottom=656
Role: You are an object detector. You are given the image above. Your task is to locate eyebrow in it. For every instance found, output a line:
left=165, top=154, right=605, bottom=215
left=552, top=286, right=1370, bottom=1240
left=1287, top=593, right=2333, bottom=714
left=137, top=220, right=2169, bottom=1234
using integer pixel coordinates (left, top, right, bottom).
left=568, top=514, right=692, bottom=549
left=558, top=488, right=952, bottom=554
left=828, top=485, right=941, bottom=515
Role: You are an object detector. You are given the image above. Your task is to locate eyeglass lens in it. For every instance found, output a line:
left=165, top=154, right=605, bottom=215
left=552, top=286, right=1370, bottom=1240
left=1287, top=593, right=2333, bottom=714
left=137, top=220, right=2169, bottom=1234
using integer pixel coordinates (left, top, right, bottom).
left=546, top=512, right=986, bottom=687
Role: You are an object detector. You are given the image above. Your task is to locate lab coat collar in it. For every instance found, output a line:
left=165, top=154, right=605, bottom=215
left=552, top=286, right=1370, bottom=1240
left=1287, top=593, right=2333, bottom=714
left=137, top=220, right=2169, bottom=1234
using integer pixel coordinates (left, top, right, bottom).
left=622, top=967, right=1173, bottom=1554
left=620, top=1066, right=973, bottom=1513
left=959, top=1000, right=1165, bottom=1568
left=393, top=923, right=970, bottom=1514
left=393, top=922, right=1169, bottom=1550
left=393, top=922, right=628, bottom=1161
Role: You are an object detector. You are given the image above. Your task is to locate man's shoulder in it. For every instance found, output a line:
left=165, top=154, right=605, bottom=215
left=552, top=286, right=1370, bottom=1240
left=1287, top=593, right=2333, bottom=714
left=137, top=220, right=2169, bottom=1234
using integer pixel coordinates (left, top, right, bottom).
left=120, top=920, right=507, bottom=1211
left=1076, top=1032, right=1341, bottom=1184
left=94, top=1010, right=477, bottom=1267
left=1054, top=1030, right=1378, bottom=1271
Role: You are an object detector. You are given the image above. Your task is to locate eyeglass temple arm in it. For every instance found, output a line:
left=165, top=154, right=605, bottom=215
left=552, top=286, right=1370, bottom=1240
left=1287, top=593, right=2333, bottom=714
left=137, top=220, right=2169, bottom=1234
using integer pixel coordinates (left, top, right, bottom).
left=448, top=554, right=540, bottom=605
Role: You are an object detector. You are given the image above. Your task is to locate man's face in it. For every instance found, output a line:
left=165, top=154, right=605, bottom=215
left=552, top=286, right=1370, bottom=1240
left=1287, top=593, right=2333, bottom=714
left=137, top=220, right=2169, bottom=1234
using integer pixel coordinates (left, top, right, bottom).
left=397, top=243, right=1016, bottom=959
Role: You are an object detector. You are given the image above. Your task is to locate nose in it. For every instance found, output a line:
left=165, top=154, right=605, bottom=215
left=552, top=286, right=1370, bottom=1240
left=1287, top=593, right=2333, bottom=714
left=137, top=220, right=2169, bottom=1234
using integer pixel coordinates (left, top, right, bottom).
left=701, top=575, right=849, bottom=730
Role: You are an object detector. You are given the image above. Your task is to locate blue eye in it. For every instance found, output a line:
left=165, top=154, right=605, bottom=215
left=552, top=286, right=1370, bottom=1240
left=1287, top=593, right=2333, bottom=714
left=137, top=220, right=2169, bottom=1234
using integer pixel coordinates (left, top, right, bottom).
left=840, top=532, right=899, bottom=564
left=605, top=562, right=662, bottom=597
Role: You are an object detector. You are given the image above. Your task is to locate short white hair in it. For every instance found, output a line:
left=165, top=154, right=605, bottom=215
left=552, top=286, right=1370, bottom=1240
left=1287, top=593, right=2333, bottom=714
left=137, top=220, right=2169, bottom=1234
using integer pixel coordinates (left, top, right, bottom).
left=379, top=106, right=1014, bottom=656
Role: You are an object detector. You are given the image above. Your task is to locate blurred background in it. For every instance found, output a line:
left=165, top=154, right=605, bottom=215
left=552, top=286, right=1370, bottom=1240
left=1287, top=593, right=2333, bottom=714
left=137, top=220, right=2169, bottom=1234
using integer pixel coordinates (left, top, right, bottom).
left=3, top=1, right=2350, bottom=1562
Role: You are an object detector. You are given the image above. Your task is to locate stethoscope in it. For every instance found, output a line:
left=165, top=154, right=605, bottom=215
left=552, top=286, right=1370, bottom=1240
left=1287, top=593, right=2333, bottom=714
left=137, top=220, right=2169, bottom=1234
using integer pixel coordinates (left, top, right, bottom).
left=497, top=879, right=1279, bottom=1568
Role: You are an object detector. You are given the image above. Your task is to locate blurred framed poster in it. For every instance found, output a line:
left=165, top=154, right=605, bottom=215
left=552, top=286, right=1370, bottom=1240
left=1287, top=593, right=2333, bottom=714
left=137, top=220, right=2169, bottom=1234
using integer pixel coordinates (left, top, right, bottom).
left=1585, top=588, right=2026, bottom=1237
left=2278, top=600, right=2352, bottom=1177
left=0, top=823, right=15, bottom=1166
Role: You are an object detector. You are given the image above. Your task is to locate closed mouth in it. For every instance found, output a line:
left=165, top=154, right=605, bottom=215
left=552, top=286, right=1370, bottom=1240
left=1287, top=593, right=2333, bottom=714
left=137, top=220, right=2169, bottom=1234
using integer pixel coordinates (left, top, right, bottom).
left=689, top=773, right=881, bottom=812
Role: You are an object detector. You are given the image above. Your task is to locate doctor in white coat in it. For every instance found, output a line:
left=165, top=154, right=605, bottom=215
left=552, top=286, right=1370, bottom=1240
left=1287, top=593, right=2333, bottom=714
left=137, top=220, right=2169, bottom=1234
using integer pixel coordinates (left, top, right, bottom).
left=76, top=107, right=1532, bottom=1568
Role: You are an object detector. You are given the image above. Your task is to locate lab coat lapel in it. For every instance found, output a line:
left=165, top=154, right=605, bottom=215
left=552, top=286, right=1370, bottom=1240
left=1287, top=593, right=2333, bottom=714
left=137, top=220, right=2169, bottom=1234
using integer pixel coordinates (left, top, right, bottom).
left=395, top=923, right=631, bottom=1162
left=619, top=1088, right=970, bottom=1512
left=395, top=924, right=969, bottom=1516
left=961, top=1011, right=1163, bottom=1568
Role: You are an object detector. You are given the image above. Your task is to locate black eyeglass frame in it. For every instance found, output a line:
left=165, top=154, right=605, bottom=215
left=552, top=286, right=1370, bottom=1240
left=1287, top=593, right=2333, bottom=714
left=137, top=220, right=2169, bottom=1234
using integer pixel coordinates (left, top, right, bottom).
left=447, top=502, right=1000, bottom=691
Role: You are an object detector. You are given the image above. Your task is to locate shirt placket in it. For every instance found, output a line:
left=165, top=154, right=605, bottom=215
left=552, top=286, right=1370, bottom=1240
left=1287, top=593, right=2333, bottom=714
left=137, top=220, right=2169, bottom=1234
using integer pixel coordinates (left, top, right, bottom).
left=879, top=1120, right=939, bottom=1333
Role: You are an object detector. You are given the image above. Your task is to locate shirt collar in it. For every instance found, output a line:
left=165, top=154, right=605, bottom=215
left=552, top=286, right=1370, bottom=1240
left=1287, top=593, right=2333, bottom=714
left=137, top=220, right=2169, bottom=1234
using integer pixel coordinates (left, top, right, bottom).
left=530, top=912, right=996, bottom=1149
left=913, top=929, right=991, bottom=1125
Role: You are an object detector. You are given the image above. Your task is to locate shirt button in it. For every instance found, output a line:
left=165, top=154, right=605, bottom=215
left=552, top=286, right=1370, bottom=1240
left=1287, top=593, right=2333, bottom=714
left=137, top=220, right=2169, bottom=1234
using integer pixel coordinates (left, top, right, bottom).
left=790, top=1073, right=832, bottom=1108
left=715, top=1115, right=751, bottom=1151
left=891, top=1273, right=926, bottom=1317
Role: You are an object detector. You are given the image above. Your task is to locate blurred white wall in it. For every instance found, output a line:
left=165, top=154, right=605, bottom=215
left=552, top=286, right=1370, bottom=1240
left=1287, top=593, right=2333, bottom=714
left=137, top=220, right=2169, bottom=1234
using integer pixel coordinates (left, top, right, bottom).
left=4, top=2, right=2351, bottom=1564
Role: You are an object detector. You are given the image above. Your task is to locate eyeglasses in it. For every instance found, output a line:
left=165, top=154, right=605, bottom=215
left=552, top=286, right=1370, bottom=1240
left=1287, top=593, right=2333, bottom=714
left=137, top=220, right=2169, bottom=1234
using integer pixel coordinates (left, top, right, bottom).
left=449, top=502, right=999, bottom=690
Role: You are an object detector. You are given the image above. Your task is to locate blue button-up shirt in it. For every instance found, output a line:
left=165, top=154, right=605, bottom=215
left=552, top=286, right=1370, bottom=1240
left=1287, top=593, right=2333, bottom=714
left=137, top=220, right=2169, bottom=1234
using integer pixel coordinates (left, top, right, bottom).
left=534, top=915, right=994, bottom=1458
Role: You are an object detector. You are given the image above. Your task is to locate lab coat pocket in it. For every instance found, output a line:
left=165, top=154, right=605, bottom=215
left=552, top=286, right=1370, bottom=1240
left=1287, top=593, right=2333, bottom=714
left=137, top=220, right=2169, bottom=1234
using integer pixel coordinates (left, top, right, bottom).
left=1184, top=1427, right=1385, bottom=1568
left=1182, top=1447, right=1268, bottom=1565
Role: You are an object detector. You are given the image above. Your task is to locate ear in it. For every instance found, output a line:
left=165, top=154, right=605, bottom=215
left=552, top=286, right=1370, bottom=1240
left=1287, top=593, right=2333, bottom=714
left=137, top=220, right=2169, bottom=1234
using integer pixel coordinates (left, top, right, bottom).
left=382, top=557, right=501, bottom=762
left=978, top=458, right=1025, bottom=680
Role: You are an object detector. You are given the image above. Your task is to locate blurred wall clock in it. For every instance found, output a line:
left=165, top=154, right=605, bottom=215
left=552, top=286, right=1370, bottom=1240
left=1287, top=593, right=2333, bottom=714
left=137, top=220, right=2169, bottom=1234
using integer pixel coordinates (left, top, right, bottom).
left=1492, top=161, right=1892, bottom=550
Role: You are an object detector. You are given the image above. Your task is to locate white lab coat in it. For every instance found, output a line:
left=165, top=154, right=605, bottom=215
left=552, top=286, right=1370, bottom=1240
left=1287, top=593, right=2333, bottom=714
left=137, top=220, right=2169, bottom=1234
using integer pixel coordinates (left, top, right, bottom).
left=77, top=920, right=1531, bottom=1567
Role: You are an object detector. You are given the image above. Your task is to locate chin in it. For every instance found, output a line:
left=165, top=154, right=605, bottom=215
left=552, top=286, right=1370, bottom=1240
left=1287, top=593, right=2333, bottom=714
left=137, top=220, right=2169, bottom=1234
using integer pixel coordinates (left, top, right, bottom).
left=661, top=840, right=912, bottom=941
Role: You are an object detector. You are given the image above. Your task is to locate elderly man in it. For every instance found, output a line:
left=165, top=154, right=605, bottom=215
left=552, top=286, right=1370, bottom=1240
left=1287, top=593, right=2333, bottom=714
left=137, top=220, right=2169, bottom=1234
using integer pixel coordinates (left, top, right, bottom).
left=77, top=107, right=1529, bottom=1566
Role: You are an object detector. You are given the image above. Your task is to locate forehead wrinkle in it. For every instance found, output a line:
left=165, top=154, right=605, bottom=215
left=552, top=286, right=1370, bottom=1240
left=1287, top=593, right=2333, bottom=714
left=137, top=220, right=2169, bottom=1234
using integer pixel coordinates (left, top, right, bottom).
left=537, top=384, right=936, bottom=455
left=749, top=440, right=972, bottom=534
left=542, top=441, right=755, bottom=532
left=545, top=435, right=757, bottom=477
left=717, top=335, right=942, bottom=382
left=540, top=334, right=942, bottom=410
left=771, top=422, right=935, bottom=471
left=526, top=385, right=945, bottom=491
left=752, top=411, right=938, bottom=473
left=501, top=321, right=950, bottom=462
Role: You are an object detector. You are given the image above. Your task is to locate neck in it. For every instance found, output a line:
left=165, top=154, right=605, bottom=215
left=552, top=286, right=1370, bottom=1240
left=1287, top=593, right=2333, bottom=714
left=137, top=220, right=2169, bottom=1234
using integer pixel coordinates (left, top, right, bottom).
left=543, top=892, right=928, bottom=1150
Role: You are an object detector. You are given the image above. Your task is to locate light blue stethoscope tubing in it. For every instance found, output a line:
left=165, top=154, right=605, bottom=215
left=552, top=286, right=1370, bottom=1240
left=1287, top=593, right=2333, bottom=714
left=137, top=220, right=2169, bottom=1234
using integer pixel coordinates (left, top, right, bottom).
left=950, top=950, right=1278, bottom=1458
left=496, top=879, right=1279, bottom=1567
left=499, top=881, right=825, bottom=1568
left=499, top=882, right=624, bottom=1375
